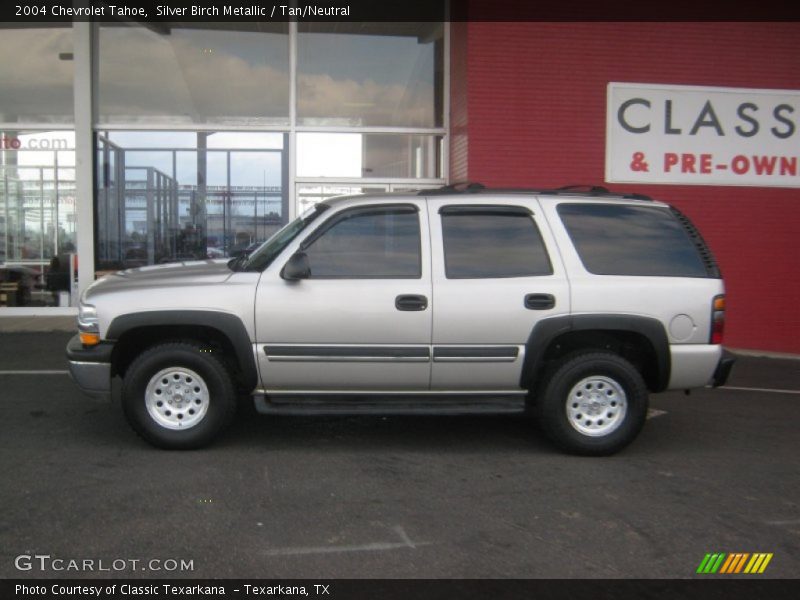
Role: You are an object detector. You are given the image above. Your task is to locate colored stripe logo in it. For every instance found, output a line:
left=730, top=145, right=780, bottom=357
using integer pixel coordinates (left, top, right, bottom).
left=697, top=553, right=773, bottom=574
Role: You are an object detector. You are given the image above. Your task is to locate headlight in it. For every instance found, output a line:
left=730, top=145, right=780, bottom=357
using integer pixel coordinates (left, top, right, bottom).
left=77, top=303, right=100, bottom=346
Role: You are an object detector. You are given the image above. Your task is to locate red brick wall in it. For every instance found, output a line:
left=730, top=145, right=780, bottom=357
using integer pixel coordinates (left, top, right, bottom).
left=451, top=21, right=800, bottom=354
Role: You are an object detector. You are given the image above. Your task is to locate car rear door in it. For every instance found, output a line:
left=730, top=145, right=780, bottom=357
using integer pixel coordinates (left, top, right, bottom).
left=426, top=196, right=570, bottom=392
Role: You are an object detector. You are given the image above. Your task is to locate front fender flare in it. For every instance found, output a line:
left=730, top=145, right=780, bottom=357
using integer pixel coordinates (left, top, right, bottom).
left=106, top=310, right=257, bottom=390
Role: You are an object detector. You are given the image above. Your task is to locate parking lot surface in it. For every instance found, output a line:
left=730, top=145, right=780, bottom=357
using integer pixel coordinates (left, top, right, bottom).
left=1, top=331, right=799, bottom=579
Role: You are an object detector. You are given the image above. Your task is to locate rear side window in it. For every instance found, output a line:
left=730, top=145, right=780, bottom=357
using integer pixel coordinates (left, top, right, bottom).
left=557, top=203, right=709, bottom=277
left=441, top=207, right=553, bottom=278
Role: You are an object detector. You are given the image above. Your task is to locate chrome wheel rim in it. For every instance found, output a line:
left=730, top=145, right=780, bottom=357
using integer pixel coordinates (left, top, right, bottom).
left=145, top=367, right=209, bottom=430
left=566, top=375, right=627, bottom=437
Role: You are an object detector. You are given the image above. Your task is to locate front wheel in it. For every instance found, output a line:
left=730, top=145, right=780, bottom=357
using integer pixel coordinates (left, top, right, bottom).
left=536, top=352, right=649, bottom=456
left=121, top=342, right=237, bottom=449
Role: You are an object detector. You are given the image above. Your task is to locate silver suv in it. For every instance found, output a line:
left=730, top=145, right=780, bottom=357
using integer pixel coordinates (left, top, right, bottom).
left=67, top=185, right=734, bottom=455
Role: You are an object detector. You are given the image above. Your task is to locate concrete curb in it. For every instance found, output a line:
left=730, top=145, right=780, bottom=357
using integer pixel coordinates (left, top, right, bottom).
left=0, top=316, right=76, bottom=332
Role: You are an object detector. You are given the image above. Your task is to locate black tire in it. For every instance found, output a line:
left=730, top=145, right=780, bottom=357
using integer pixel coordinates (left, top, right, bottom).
left=536, top=351, right=648, bottom=456
left=121, top=342, right=237, bottom=449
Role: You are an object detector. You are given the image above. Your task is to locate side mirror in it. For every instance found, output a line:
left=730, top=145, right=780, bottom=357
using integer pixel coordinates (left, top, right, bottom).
left=281, top=252, right=310, bottom=281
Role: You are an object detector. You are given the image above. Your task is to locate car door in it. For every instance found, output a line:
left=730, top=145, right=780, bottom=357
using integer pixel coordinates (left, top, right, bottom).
left=426, top=197, right=570, bottom=392
left=255, top=200, right=432, bottom=392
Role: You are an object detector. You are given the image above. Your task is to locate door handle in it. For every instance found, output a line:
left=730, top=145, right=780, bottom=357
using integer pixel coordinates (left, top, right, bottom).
left=395, top=294, right=428, bottom=311
left=525, top=293, right=556, bottom=310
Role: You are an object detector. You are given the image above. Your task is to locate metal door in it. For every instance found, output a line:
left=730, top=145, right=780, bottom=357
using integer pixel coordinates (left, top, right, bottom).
left=255, top=199, right=432, bottom=392
left=426, top=196, right=570, bottom=392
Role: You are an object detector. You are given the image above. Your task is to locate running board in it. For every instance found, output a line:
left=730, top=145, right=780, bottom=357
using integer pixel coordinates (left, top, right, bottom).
left=253, top=394, right=527, bottom=416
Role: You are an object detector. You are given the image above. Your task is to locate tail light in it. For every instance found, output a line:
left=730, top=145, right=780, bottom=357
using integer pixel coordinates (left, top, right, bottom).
left=711, top=295, right=725, bottom=344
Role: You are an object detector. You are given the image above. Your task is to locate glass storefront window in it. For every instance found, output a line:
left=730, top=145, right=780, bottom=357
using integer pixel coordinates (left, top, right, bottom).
left=0, top=26, right=74, bottom=124
left=296, top=184, right=389, bottom=214
left=1, top=20, right=447, bottom=311
left=97, top=24, right=290, bottom=126
left=297, top=23, right=444, bottom=127
left=297, top=133, right=442, bottom=179
left=296, top=183, right=441, bottom=214
left=1, top=131, right=76, bottom=306
left=95, top=131, right=288, bottom=270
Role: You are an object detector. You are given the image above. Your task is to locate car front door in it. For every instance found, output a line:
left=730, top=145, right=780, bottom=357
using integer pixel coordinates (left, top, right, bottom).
left=255, top=200, right=432, bottom=392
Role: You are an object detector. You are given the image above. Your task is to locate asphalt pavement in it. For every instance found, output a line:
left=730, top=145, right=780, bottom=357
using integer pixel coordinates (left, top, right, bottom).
left=0, top=331, right=798, bottom=579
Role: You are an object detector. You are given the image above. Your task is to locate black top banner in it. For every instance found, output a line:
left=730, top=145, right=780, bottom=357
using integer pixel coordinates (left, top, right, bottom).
left=2, top=0, right=800, bottom=23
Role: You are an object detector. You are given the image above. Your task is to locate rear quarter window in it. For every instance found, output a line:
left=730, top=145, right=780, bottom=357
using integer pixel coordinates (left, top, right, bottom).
left=557, top=203, right=710, bottom=277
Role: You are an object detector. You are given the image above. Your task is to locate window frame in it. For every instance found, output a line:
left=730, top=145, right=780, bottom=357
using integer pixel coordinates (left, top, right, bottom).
left=556, top=202, right=712, bottom=278
left=298, top=203, right=423, bottom=280
left=438, top=204, right=554, bottom=280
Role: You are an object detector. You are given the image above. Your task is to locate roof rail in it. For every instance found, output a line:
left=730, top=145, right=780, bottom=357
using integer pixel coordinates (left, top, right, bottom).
left=421, top=183, right=651, bottom=201
left=555, top=184, right=611, bottom=194
left=421, top=182, right=486, bottom=195
left=540, top=185, right=652, bottom=201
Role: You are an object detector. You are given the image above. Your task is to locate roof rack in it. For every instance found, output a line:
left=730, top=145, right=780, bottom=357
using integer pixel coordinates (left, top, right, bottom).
left=554, top=184, right=610, bottom=194
left=424, top=181, right=486, bottom=195
left=420, top=183, right=652, bottom=201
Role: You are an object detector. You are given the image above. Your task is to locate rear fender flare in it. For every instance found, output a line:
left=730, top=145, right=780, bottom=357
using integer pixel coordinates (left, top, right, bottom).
left=521, top=314, right=670, bottom=392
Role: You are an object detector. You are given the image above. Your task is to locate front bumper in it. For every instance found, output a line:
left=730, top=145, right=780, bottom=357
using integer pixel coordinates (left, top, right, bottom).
left=712, top=350, right=736, bottom=388
left=66, top=334, right=114, bottom=399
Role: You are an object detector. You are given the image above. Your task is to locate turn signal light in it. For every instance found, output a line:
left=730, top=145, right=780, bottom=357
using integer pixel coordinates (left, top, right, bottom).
left=79, top=332, right=100, bottom=346
left=711, top=294, right=726, bottom=345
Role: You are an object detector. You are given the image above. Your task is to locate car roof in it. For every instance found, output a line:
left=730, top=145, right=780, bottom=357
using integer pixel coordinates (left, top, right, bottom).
left=421, top=184, right=655, bottom=202
left=319, top=186, right=665, bottom=209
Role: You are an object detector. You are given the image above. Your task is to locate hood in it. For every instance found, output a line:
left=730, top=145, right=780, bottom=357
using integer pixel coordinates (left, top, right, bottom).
left=85, top=259, right=233, bottom=299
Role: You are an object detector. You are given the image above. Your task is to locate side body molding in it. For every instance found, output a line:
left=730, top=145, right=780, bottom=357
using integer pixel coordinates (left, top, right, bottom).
left=521, top=314, right=671, bottom=392
left=106, top=311, right=258, bottom=390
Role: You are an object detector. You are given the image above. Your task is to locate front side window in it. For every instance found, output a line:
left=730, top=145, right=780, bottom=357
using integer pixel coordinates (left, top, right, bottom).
left=557, top=203, right=709, bottom=277
left=242, top=204, right=328, bottom=272
left=302, top=206, right=421, bottom=278
left=441, top=207, right=553, bottom=278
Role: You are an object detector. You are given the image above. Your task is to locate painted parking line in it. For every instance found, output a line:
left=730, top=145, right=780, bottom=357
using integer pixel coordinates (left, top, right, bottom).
left=0, top=370, right=69, bottom=375
left=722, top=386, right=800, bottom=395
left=263, top=526, right=430, bottom=557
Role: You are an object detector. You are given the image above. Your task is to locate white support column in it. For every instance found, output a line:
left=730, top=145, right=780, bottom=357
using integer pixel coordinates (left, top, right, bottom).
left=288, top=20, right=298, bottom=221
left=442, top=21, right=451, bottom=182
left=73, top=20, right=94, bottom=305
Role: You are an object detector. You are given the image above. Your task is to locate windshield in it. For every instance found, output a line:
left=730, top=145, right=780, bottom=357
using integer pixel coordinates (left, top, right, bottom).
left=236, top=204, right=329, bottom=272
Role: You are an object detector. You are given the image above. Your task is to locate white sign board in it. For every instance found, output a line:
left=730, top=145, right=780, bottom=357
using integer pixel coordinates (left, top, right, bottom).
left=606, top=82, right=800, bottom=188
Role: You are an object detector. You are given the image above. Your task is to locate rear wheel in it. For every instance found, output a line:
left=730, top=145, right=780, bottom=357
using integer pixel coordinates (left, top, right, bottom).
left=121, top=342, right=236, bottom=449
left=536, top=352, right=648, bottom=455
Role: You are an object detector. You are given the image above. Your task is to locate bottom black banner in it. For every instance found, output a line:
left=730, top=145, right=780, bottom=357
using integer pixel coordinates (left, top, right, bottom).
left=3, top=579, right=800, bottom=600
